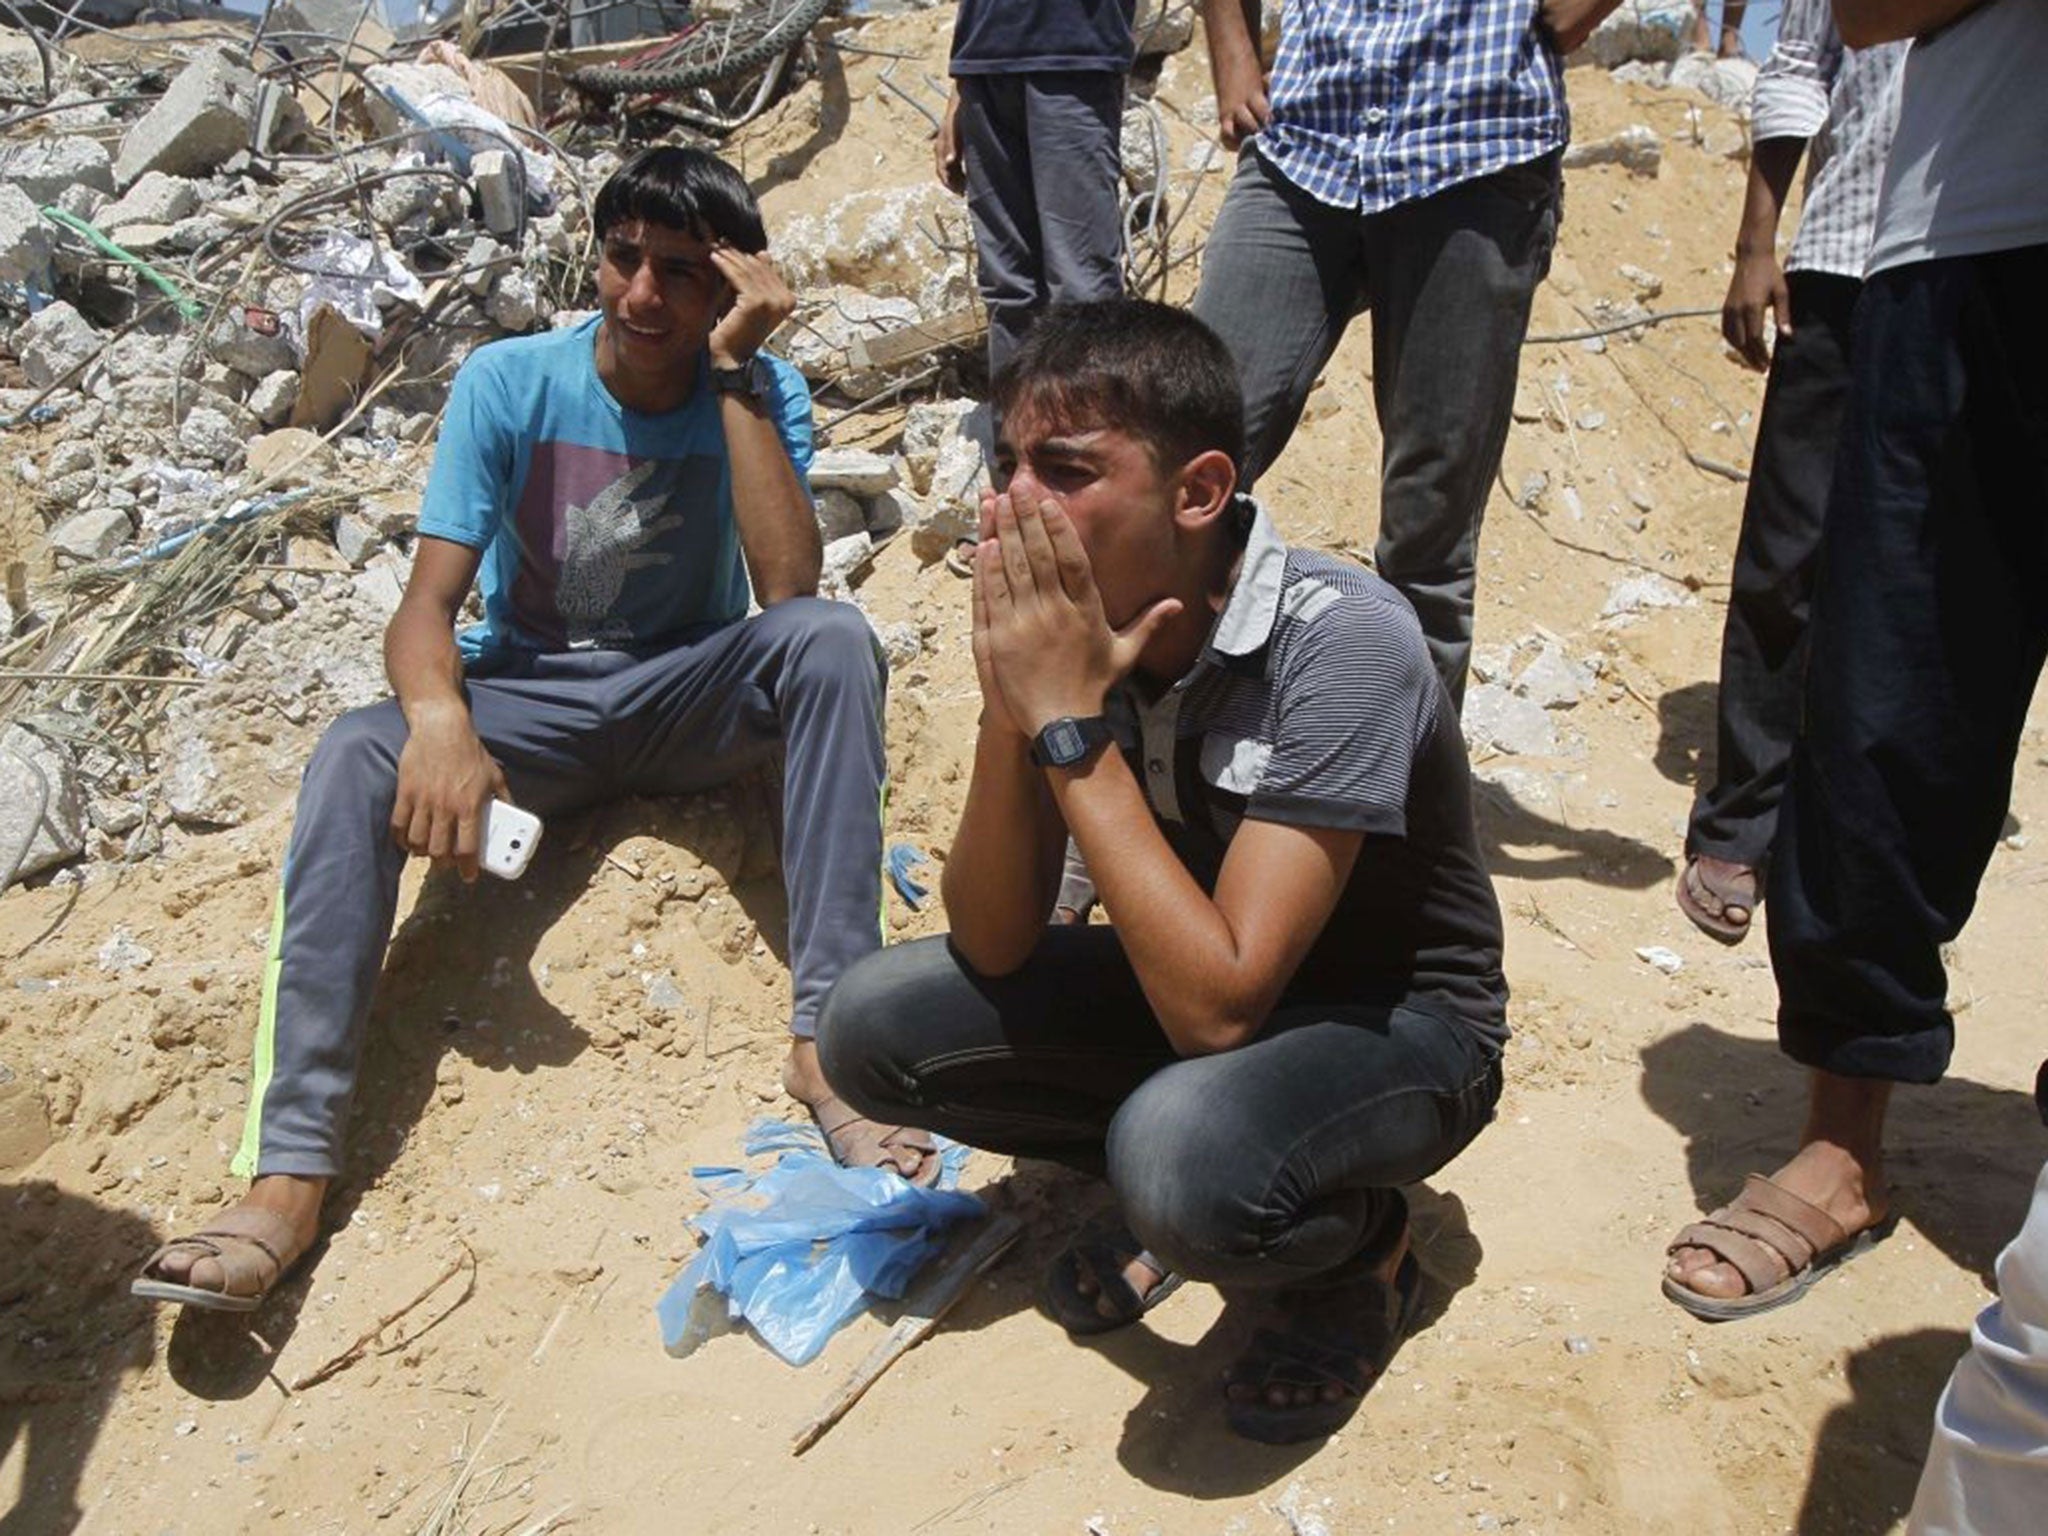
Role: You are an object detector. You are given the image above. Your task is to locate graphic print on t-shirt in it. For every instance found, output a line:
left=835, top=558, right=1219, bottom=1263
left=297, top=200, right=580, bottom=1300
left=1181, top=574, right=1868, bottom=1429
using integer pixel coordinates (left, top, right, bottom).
left=510, top=440, right=726, bottom=651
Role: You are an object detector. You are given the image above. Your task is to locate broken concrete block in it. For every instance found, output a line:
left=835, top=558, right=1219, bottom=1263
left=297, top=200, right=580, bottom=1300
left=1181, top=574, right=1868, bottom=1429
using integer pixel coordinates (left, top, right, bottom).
left=809, top=448, right=899, bottom=498
left=248, top=369, right=300, bottom=426
left=1134, top=0, right=1197, bottom=54
left=48, top=504, right=133, bottom=562
left=1668, top=52, right=1758, bottom=113
left=1617, top=263, right=1663, bottom=300
left=98, top=171, right=201, bottom=232
left=1122, top=105, right=1163, bottom=200
left=1461, top=681, right=1560, bottom=758
left=0, top=136, right=114, bottom=205
left=0, top=183, right=53, bottom=286
left=159, top=721, right=243, bottom=828
left=901, top=397, right=979, bottom=496
left=246, top=427, right=335, bottom=484
left=471, top=149, right=522, bottom=237
left=1562, top=125, right=1662, bottom=178
left=1513, top=640, right=1599, bottom=710
left=777, top=286, right=919, bottom=377
left=331, top=510, right=382, bottom=567
left=484, top=270, right=541, bottom=331
left=350, top=559, right=406, bottom=619
left=205, top=307, right=296, bottom=378
left=179, top=406, right=248, bottom=470
left=1570, top=5, right=1690, bottom=69
left=871, top=619, right=921, bottom=670
left=815, top=487, right=868, bottom=542
left=114, top=46, right=263, bottom=187
left=820, top=531, right=874, bottom=595
left=0, top=725, right=86, bottom=886
left=11, top=300, right=99, bottom=388
left=1601, top=572, right=1695, bottom=619
left=912, top=402, right=995, bottom=560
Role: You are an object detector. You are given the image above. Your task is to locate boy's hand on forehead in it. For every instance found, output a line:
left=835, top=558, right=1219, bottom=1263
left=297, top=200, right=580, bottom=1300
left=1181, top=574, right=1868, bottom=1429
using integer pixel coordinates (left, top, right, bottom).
left=706, top=244, right=794, bottom=370
left=975, top=487, right=1180, bottom=738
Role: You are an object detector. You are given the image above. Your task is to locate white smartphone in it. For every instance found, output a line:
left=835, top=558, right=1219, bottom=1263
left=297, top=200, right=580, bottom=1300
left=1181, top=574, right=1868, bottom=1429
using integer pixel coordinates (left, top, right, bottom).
left=481, top=799, right=542, bottom=880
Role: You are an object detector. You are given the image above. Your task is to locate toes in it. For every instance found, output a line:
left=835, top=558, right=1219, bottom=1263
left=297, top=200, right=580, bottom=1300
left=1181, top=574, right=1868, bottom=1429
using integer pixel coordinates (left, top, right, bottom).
left=187, top=1255, right=226, bottom=1294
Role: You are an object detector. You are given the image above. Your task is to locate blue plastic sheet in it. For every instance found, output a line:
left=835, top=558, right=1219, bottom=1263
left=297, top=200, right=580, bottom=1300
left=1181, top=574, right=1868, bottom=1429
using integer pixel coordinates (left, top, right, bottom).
left=656, top=1119, right=982, bottom=1366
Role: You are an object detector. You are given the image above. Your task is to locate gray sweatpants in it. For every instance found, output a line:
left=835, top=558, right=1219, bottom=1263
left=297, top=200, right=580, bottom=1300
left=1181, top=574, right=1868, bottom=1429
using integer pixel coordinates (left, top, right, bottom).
left=231, top=597, right=887, bottom=1180
left=957, top=69, right=1126, bottom=379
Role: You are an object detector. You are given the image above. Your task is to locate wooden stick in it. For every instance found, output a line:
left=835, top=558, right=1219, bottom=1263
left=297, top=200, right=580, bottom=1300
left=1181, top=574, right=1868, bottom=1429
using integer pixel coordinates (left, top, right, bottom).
left=0, top=668, right=211, bottom=686
left=288, top=1241, right=478, bottom=1391
left=791, top=1212, right=1023, bottom=1455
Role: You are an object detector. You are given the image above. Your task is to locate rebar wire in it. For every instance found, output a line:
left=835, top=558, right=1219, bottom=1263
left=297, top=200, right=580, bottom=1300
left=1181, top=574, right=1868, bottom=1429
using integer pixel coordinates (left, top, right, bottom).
left=0, top=0, right=58, bottom=102
left=1523, top=306, right=1720, bottom=345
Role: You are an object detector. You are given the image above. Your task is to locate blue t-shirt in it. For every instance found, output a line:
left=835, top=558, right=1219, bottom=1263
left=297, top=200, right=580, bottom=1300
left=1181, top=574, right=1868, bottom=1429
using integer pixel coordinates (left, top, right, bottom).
left=415, top=316, right=813, bottom=669
left=950, top=0, right=1134, bottom=74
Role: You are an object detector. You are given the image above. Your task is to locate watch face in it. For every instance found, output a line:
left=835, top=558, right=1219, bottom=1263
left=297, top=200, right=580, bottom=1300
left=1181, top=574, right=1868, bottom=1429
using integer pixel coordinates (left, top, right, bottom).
left=1045, top=720, right=1085, bottom=765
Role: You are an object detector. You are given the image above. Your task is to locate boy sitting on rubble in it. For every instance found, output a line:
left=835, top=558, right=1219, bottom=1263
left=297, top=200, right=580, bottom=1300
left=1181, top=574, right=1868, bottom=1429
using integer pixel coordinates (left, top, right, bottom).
left=818, top=300, right=1509, bottom=1442
left=132, top=146, right=934, bottom=1314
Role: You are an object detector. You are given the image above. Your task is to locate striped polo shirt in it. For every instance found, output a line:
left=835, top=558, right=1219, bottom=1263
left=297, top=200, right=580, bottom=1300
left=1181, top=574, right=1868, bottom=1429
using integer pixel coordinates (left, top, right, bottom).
left=1104, top=499, right=1509, bottom=1040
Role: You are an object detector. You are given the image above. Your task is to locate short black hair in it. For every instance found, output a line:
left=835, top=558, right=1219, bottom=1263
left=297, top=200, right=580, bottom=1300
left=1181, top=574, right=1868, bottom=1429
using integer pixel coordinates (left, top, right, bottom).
left=992, top=299, right=1244, bottom=473
left=591, top=146, right=767, bottom=252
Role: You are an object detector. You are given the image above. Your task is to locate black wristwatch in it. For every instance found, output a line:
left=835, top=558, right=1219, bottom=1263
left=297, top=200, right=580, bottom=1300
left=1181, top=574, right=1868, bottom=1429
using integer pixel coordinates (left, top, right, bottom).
left=1030, top=715, right=1114, bottom=769
left=709, top=354, right=768, bottom=400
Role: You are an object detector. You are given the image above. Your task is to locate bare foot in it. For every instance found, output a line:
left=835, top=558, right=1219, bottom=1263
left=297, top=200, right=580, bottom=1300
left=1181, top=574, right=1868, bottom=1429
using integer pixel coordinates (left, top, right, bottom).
left=1678, top=854, right=1758, bottom=939
left=1666, top=1072, right=1891, bottom=1302
left=782, top=1038, right=940, bottom=1186
left=148, top=1174, right=326, bottom=1297
left=1071, top=1249, right=1169, bottom=1320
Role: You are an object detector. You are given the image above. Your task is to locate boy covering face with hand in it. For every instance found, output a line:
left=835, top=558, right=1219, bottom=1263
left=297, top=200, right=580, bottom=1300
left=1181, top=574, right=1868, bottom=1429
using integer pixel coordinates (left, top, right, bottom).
left=820, top=300, right=1509, bottom=1443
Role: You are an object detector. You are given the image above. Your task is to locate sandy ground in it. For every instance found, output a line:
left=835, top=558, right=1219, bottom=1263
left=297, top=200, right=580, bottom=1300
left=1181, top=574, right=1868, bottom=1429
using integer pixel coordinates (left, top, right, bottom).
left=5, top=14, right=2047, bottom=1536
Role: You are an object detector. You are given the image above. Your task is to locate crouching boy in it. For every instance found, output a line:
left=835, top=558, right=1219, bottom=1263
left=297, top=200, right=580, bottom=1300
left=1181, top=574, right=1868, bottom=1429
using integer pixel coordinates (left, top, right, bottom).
left=818, top=300, right=1508, bottom=1442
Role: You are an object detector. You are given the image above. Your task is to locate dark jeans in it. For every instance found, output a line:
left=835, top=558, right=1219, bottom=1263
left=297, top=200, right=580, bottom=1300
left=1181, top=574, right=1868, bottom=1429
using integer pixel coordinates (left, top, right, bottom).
left=1770, top=245, right=2048, bottom=1084
left=957, top=70, right=1125, bottom=379
left=1688, top=270, right=1863, bottom=868
left=818, top=928, right=1502, bottom=1289
left=1191, top=147, right=1560, bottom=704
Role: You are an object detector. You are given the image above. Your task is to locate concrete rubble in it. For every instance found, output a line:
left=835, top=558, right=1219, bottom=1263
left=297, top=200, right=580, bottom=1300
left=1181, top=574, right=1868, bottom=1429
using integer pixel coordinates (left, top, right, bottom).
left=0, top=8, right=1721, bottom=896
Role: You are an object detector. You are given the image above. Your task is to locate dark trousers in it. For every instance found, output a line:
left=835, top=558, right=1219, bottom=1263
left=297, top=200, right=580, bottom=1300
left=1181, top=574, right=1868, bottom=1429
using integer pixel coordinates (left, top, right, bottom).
left=1769, top=246, right=2048, bottom=1083
left=1688, top=270, right=1863, bottom=868
left=1191, top=147, right=1560, bottom=704
left=957, top=70, right=1125, bottom=379
left=817, top=929, right=1502, bottom=1289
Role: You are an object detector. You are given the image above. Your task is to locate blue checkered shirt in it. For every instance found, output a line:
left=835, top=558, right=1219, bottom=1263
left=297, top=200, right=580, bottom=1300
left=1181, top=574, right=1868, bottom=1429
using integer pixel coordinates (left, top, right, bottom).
left=1254, top=0, right=1569, bottom=215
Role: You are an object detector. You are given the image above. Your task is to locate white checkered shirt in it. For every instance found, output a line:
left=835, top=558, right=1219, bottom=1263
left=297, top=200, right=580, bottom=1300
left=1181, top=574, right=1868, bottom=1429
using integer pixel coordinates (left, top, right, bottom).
left=1750, top=0, right=1907, bottom=279
left=1253, top=0, right=1568, bottom=215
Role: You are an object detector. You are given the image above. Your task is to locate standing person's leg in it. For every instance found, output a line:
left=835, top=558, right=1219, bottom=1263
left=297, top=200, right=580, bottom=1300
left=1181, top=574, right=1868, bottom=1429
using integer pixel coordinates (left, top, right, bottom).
left=1191, top=148, right=1367, bottom=488
left=135, top=673, right=614, bottom=1308
left=957, top=73, right=1046, bottom=379
left=609, top=598, right=911, bottom=1174
left=1681, top=271, right=1862, bottom=943
left=1362, top=153, right=1560, bottom=706
left=1022, top=71, right=1125, bottom=308
left=1908, top=1157, right=2048, bottom=1535
left=1666, top=246, right=2048, bottom=1313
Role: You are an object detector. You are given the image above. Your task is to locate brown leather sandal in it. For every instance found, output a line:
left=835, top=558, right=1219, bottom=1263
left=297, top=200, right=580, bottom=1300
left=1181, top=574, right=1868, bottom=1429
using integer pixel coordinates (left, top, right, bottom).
left=1663, top=1173, right=1894, bottom=1322
left=131, top=1206, right=315, bottom=1313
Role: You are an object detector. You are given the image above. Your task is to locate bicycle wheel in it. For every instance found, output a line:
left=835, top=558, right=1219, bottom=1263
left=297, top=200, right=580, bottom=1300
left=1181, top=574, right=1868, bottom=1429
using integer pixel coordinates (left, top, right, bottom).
left=568, top=0, right=833, bottom=96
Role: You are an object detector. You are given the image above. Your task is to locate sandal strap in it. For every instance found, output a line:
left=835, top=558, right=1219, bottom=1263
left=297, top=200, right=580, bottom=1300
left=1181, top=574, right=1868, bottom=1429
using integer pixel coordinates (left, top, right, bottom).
left=138, top=1207, right=308, bottom=1301
left=1237, top=1327, right=1373, bottom=1398
left=1668, top=1174, right=1852, bottom=1294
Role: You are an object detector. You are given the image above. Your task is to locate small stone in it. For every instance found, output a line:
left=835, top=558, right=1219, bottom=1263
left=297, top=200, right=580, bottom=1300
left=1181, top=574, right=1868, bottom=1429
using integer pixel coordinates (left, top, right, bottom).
left=0, top=726, right=86, bottom=885
left=0, top=184, right=54, bottom=286
left=331, top=511, right=382, bottom=568
left=1564, top=1335, right=1595, bottom=1355
left=1635, top=945, right=1684, bottom=976
left=245, top=428, right=333, bottom=484
left=484, top=269, right=541, bottom=331
left=247, top=370, right=299, bottom=426
left=179, top=406, right=248, bottom=470
left=1616, top=262, right=1663, bottom=300
left=471, top=149, right=522, bottom=237
left=97, top=171, right=202, bottom=232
